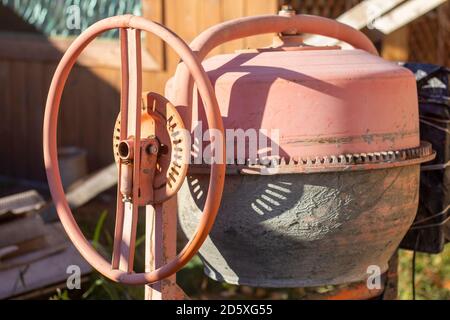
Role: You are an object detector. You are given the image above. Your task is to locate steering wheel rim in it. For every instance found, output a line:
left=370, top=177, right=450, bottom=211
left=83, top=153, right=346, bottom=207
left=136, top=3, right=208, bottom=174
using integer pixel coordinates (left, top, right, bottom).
left=43, top=15, right=225, bottom=285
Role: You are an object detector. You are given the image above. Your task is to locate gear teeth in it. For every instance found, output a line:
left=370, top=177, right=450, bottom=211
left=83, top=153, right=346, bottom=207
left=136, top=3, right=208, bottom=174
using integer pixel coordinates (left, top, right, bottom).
left=232, top=142, right=433, bottom=169
left=406, top=149, right=412, bottom=157
left=400, top=150, right=407, bottom=160
left=345, top=154, right=352, bottom=163
left=388, top=151, right=395, bottom=160
left=359, top=153, right=366, bottom=163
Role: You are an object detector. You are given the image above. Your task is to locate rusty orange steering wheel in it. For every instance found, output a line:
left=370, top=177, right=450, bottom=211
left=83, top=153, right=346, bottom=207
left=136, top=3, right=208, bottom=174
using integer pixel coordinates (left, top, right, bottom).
left=43, top=15, right=225, bottom=285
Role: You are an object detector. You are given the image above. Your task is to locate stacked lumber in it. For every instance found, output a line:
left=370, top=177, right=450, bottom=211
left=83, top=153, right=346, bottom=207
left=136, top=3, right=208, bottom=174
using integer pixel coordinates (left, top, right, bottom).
left=0, top=190, right=91, bottom=299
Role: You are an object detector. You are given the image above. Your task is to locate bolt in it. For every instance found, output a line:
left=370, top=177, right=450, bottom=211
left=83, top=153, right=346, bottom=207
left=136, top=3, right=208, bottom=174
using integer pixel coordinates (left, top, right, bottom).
left=279, top=4, right=296, bottom=17
left=278, top=4, right=297, bottom=35
left=146, top=144, right=158, bottom=155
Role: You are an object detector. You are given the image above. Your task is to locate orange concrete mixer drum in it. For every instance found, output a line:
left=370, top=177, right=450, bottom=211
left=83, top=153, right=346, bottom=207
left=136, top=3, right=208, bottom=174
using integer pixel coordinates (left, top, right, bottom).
left=171, top=14, right=435, bottom=287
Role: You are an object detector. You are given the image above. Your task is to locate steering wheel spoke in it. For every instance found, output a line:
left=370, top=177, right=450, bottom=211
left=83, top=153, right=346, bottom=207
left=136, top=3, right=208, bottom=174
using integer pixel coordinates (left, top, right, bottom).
left=111, top=28, right=144, bottom=272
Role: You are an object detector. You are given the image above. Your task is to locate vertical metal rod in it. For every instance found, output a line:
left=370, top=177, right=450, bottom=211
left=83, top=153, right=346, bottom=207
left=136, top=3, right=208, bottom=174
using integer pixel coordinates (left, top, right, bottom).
left=120, top=28, right=142, bottom=272
left=145, top=204, right=163, bottom=300
left=113, top=28, right=143, bottom=273
left=112, top=28, right=129, bottom=269
left=145, top=199, right=184, bottom=300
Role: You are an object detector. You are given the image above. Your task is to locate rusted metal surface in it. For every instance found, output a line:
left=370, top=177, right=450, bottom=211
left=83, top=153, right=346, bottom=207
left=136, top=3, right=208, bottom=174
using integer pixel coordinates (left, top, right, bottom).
left=178, top=165, right=420, bottom=287
left=113, top=92, right=189, bottom=204
left=322, top=282, right=384, bottom=300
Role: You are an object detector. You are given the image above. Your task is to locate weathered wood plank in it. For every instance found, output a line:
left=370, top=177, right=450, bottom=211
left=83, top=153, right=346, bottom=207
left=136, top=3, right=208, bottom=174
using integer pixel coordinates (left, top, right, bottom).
left=244, top=0, right=278, bottom=49
left=222, top=0, right=246, bottom=54
left=436, top=2, right=449, bottom=66
left=197, top=0, right=223, bottom=57
left=0, top=238, right=91, bottom=299
left=10, top=61, right=27, bottom=178
left=0, top=34, right=159, bottom=71
left=305, top=0, right=405, bottom=46
left=381, top=26, right=410, bottom=61
left=0, top=189, right=44, bottom=217
left=0, top=214, right=47, bottom=248
left=0, top=60, right=12, bottom=176
left=26, top=62, right=45, bottom=179
left=373, top=0, right=447, bottom=34
left=143, top=0, right=166, bottom=69
left=95, top=67, right=120, bottom=166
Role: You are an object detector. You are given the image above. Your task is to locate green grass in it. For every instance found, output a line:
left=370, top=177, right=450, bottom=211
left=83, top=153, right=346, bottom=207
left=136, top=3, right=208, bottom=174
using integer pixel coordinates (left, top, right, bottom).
left=398, top=246, right=450, bottom=300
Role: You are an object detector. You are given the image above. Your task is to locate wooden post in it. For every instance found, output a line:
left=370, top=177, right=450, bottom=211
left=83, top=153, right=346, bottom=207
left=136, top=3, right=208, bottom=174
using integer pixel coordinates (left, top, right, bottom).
left=436, top=2, right=449, bottom=66
left=381, top=26, right=410, bottom=61
left=142, top=0, right=166, bottom=70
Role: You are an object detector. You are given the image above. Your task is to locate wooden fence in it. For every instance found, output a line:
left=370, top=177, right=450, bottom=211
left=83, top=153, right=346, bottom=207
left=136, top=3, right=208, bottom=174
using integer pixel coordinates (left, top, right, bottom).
left=0, top=0, right=448, bottom=181
left=0, top=0, right=278, bottom=181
